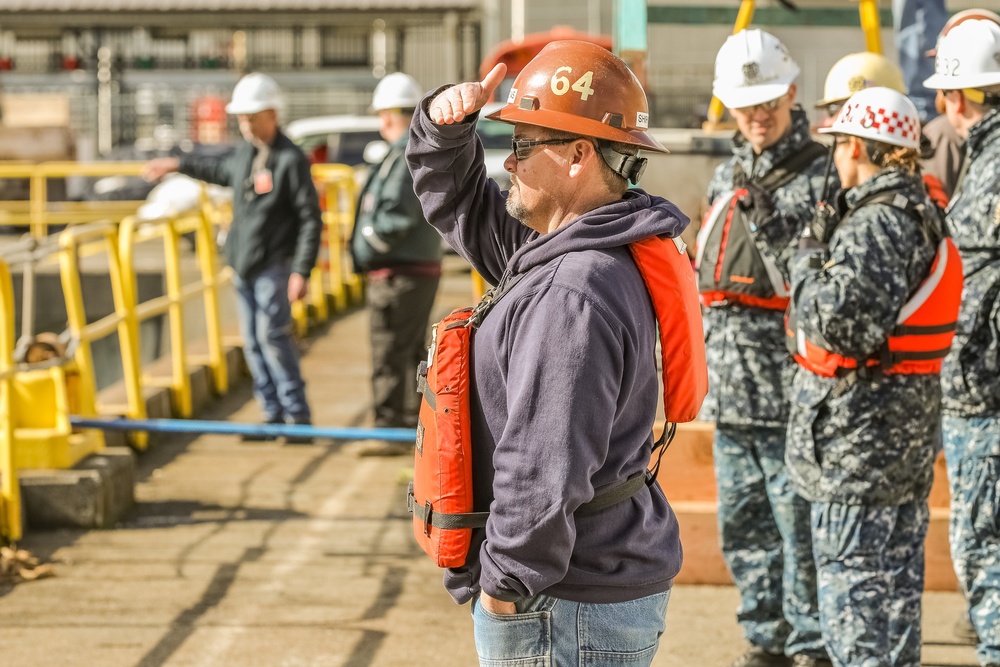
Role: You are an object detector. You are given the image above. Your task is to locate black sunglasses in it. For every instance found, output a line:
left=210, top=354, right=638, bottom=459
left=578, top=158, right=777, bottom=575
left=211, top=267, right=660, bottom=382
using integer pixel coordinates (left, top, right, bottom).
left=510, top=136, right=580, bottom=161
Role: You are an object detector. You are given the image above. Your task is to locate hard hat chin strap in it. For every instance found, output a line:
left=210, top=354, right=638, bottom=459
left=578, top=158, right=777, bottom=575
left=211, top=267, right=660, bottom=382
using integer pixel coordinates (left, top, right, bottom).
left=597, top=143, right=648, bottom=185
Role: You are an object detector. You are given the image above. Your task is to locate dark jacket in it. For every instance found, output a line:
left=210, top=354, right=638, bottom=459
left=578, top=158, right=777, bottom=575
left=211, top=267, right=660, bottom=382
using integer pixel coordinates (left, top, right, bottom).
left=406, top=95, right=687, bottom=606
left=350, top=135, right=442, bottom=272
left=179, top=130, right=322, bottom=281
left=786, top=169, right=941, bottom=505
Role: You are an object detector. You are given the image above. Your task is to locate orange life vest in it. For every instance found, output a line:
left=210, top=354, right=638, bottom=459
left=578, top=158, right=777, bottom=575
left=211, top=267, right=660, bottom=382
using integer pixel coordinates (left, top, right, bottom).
left=696, top=142, right=827, bottom=311
left=787, top=194, right=964, bottom=378
left=407, top=235, right=708, bottom=568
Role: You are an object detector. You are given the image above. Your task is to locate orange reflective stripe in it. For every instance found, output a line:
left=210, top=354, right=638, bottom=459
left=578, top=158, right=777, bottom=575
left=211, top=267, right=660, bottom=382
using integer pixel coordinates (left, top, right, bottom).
left=700, top=290, right=790, bottom=310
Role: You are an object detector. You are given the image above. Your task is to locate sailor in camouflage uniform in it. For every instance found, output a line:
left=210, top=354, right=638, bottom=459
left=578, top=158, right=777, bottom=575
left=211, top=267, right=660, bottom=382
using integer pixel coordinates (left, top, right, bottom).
left=924, top=19, right=1000, bottom=667
left=778, top=87, right=963, bottom=667
left=702, top=30, right=830, bottom=667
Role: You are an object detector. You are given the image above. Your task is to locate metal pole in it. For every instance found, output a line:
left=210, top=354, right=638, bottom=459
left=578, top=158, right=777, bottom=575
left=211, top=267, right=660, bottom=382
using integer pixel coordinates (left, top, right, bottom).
left=69, top=416, right=418, bottom=443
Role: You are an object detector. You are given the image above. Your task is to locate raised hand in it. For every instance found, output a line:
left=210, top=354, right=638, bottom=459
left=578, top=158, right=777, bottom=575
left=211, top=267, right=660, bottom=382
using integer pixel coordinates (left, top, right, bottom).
left=428, top=63, right=507, bottom=125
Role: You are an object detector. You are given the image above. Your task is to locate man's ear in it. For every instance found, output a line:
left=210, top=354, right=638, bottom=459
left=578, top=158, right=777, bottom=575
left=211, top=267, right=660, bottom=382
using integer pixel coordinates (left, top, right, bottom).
left=567, top=139, right=596, bottom=179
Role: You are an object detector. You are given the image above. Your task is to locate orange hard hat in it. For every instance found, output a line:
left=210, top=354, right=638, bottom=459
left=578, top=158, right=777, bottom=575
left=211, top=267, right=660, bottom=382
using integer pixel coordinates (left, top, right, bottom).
left=485, top=40, right=667, bottom=153
left=927, top=8, right=1000, bottom=56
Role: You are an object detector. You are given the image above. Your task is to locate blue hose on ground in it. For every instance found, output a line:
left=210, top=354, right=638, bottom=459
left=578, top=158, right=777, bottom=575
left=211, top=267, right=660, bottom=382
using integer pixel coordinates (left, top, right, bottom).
left=68, top=416, right=417, bottom=442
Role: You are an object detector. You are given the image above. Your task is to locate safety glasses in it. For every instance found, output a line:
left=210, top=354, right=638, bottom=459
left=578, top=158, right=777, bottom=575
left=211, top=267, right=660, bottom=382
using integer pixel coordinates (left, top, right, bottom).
left=735, top=95, right=787, bottom=115
left=510, top=136, right=580, bottom=161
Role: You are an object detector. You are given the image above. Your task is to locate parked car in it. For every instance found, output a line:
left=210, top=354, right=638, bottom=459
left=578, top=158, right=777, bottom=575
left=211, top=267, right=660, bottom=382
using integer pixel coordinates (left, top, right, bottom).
left=284, top=114, right=382, bottom=168
left=285, top=108, right=513, bottom=189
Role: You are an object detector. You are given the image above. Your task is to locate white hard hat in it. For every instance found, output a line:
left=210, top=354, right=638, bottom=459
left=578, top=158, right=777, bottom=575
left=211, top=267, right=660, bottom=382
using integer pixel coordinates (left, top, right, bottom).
left=225, top=73, right=283, bottom=115
left=927, top=8, right=1000, bottom=57
left=713, top=29, right=800, bottom=109
left=815, top=52, right=906, bottom=108
left=923, top=19, right=1000, bottom=90
left=819, top=86, right=921, bottom=150
left=371, top=72, right=423, bottom=112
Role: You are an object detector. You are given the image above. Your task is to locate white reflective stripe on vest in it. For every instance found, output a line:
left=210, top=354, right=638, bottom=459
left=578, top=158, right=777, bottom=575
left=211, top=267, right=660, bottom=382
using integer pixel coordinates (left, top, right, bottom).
left=896, top=239, right=950, bottom=323
left=695, top=189, right=735, bottom=270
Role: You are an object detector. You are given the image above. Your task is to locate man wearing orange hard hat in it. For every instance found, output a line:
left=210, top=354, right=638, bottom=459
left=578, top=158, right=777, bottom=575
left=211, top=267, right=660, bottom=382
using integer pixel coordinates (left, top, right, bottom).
left=404, top=40, right=707, bottom=665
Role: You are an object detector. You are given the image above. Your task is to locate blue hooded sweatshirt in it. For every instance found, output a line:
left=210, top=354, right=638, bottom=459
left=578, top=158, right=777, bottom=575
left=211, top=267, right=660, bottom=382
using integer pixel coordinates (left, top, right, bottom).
left=406, top=93, right=690, bottom=605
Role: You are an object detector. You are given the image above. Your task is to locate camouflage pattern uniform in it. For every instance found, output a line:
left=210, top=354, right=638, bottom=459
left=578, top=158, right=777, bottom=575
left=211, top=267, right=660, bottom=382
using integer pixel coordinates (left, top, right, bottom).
left=783, top=168, right=941, bottom=667
left=703, top=107, right=828, bottom=658
left=940, top=107, right=1000, bottom=667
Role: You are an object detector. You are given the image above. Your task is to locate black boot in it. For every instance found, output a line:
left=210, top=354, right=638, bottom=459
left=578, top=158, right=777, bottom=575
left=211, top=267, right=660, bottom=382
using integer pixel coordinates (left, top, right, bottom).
left=241, top=417, right=283, bottom=442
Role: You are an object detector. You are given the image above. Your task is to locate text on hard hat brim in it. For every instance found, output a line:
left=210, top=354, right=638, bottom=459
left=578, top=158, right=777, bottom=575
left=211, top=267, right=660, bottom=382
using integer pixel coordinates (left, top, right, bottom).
left=923, top=71, right=1000, bottom=90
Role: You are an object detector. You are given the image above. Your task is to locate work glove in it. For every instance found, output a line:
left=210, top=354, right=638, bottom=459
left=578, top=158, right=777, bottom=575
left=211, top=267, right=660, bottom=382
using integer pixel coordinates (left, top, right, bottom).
left=734, top=178, right=777, bottom=231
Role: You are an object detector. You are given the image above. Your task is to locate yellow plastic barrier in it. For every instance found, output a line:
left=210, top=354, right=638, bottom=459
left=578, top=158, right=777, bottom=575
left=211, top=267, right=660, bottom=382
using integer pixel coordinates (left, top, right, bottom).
left=119, top=204, right=232, bottom=419
left=0, top=259, right=22, bottom=541
left=290, top=164, right=363, bottom=335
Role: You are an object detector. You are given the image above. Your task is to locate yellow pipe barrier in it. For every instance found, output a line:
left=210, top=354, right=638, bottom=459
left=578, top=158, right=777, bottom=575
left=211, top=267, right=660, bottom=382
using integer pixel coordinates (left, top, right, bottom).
left=31, top=162, right=146, bottom=238
left=59, top=221, right=145, bottom=449
left=0, top=161, right=147, bottom=237
left=119, top=203, right=232, bottom=418
left=291, top=164, right=362, bottom=336
left=858, top=0, right=883, bottom=54
left=0, top=259, right=22, bottom=542
left=706, top=0, right=757, bottom=127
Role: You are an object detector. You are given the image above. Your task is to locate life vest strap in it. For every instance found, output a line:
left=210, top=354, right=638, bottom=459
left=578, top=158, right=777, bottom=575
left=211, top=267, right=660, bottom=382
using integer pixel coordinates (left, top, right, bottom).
left=407, top=468, right=651, bottom=532
left=407, top=490, right=490, bottom=531
left=892, top=322, right=956, bottom=336
left=576, top=471, right=650, bottom=516
left=417, top=372, right=436, bottom=411
left=885, top=347, right=953, bottom=363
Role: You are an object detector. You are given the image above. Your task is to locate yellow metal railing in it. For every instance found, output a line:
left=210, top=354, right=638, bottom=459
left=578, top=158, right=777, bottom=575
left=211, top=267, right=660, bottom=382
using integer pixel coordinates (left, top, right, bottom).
left=0, top=161, right=148, bottom=238
left=291, top=163, right=363, bottom=335
left=0, top=160, right=368, bottom=541
left=119, top=206, right=232, bottom=420
left=58, top=221, right=144, bottom=448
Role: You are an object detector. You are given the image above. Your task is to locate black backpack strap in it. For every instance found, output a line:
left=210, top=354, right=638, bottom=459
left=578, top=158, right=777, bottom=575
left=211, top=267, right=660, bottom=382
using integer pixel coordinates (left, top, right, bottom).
left=845, top=190, right=946, bottom=243
left=755, top=141, right=828, bottom=192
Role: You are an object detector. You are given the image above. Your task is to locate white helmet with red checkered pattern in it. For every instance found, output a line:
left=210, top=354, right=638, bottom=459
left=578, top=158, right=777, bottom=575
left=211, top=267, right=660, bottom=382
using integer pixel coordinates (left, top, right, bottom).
left=819, top=86, right=920, bottom=150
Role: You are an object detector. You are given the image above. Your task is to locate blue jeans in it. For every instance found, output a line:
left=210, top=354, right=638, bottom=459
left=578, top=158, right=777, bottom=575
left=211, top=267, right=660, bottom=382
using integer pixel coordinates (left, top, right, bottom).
left=942, top=415, right=1000, bottom=666
left=812, top=500, right=928, bottom=667
left=471, top=591, right=670, bottom=666
left=232, top=262, right=310, bottom=422
left=892, top=0, right=948, bottom=121
left=714, top=426, right=824, bottom=657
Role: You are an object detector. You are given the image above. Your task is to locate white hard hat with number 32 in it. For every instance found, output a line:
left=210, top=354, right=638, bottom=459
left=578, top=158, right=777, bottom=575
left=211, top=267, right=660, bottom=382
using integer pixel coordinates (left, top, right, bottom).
left=923, top=19, right=1000, bottom=90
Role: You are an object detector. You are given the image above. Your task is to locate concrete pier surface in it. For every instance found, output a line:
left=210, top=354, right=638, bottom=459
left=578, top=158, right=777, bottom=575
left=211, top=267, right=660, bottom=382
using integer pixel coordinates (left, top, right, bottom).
left=0, top=259, right=980, bottom=667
